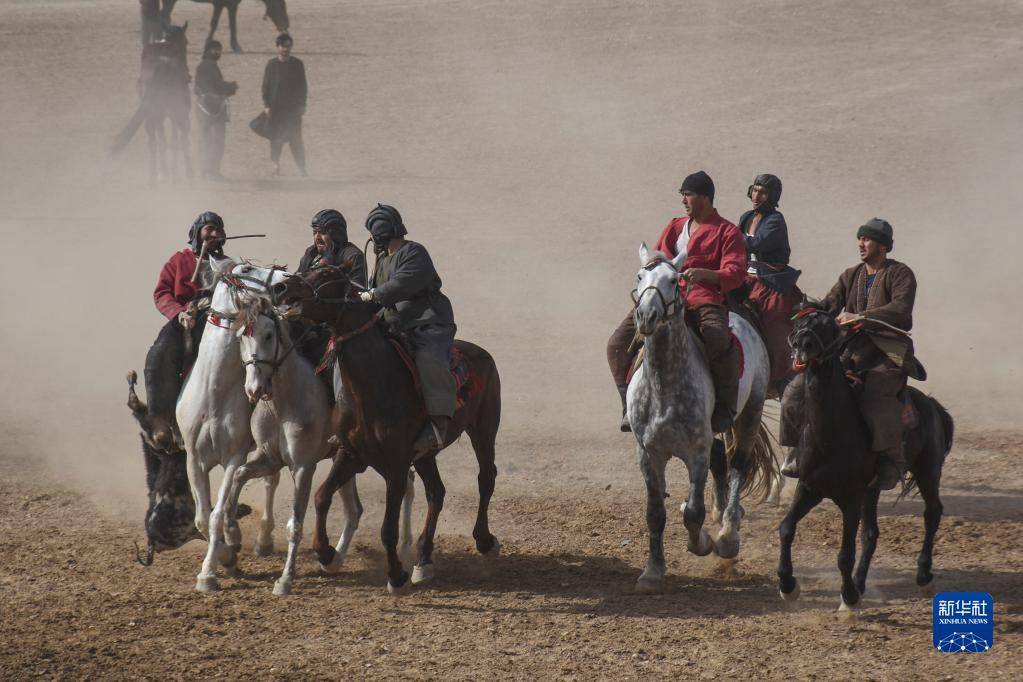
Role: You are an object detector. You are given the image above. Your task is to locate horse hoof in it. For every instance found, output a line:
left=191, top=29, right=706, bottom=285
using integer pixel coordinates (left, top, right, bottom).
left=387, top=573, right=412, bottom=596
left=315, top=546, right=337, bottom=568
left=411, top=563, right=435, bottom=585
left=222, top=563, right=241, bottom=579
left=689, top=530, right=714, bottom=557
left=779, top=581, right=800, bottom=602
left=482, top=537, right=501, bottom=559
left=195, top=575, right=219, bottom=593
left=272, top=579, right=293, bottom=596
left=253, top=542, right=274, bottom=557
left=713, top=533, right=740, bottom=560
left=918, top=579, right=937, bottom=598
left=634, top=576, right=663, bottom=594
left=715, top=557, right=739, bottom=578
left=837, top=598, right=860, bottom=620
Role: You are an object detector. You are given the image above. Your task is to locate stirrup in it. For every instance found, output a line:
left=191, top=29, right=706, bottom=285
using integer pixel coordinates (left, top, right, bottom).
left=413, top=422, right=444, bottom=457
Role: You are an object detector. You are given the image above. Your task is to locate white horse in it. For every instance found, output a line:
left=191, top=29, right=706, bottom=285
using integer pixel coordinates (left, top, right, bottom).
left=628, top=243, right=771, bottom=593
left=232, top=295, right=413, bottom=595
left=177, top=259, right=293, bottom=591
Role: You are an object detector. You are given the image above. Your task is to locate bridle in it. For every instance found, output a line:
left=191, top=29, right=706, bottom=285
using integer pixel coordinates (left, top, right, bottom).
left=789, top=308, right=860, bottom=366
left=239, top=310, right=307, bottom=377
left=280, top=267, right=379, bottom=347
left=631, top=257, right=684, bottom=323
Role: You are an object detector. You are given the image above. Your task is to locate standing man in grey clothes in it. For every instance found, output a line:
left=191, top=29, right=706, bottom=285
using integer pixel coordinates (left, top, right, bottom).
left=359, top=204, right=457, bottom=456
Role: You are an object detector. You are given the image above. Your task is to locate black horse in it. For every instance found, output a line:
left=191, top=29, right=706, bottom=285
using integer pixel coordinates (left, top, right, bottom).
left=159, top=0, right=289, bottom=53
left=778, top=308, right=953, bottom=610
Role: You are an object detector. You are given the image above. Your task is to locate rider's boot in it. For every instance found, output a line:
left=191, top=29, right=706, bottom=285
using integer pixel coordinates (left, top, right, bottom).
left=870, top=443, right=907, bottom=491
left=413, top=415, right=450, bottom=458
left=780, top=447, right=800, bottom=478
left=617, top=384, right=631, bottom=433
left=709, top=345, right=740, bottom=433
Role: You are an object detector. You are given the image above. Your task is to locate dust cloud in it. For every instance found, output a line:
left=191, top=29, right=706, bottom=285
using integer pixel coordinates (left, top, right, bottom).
left=1, top=0, right=1020, bottom=520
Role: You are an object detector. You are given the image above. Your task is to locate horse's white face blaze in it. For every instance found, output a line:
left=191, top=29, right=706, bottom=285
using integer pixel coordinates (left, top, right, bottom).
left=241, top=315, right=278, bottom=402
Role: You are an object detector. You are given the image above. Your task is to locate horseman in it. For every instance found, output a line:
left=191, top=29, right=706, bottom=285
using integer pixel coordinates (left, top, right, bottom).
left=297, top=209, right=366, bottom=281
left=144, top=211, right=228, bottom=444
left=293, top=209, right=367, bottom=396
left=358, top=204, right=457, bottom=455
left=194, top=39, right=237, bottom=181
left=779, top=218, right=921, bottom=490
left=737, top=173, right=802, bottom=395
left=607, top=170, right=747, bottom=433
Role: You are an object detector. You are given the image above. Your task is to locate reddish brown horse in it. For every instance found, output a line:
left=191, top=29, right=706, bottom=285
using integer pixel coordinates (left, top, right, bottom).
left=275, top=266, right=501, bottom=593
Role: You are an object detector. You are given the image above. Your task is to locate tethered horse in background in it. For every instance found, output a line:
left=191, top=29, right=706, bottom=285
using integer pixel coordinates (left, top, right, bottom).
left=112, top=22, right=193, bottom=185
left=148, top=0, right=290, bottom=53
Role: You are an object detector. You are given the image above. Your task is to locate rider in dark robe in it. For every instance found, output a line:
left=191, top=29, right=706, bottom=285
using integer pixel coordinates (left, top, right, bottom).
left=144, top=211, right=229, bottom=445
left=607, top=171, right=747, bottom=433
left=736, top=173, right=802, bottom=395
left=360, top=204, right=457, bottom=456
left=779, top=218, right=921, bottom=490
left=194, top=40, right=237, bottom=181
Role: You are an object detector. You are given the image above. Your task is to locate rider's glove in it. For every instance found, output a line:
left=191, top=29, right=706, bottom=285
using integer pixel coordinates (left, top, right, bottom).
left=177, top=311, right=195, bottom=329
left=359, top=290, right=375, bottom=303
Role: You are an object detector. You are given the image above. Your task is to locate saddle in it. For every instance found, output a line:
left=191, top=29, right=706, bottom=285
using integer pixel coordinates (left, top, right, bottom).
left=626, top=324, right=744, bottom=384
left=316, top=330, right=484, bottom=411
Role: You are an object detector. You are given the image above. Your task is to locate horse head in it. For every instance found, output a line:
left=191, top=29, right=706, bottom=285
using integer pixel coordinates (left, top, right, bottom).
left=209, top=259, right=291, bottom=320
left=789, top=305, right=842, bottom=370
left=273, top=265, right=362, bottom=326
left=233, top=295, right=289, bottom=403
left=633, top=242, right=686, bottom=336
left=262, top=0, right=290, bottom=33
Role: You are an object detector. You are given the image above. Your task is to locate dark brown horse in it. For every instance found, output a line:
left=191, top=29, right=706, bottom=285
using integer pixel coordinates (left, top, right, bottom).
left=275, top=266, right=501, bottom=593
left=159, top=0, right=289, bottom=53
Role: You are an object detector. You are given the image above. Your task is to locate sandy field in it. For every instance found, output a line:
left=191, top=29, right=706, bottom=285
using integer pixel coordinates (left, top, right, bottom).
left=0, top=0, right=1021, bottom=678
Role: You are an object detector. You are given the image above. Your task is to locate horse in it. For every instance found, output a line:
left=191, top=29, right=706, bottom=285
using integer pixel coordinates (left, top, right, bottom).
left=176, top=259, right=292, bottom=591
left=274, top=265, right=502, bottom=594
left=111, top=22, right=193, bottom=185
left=230, top=294, right=413, bottom=595
left=627, top=243, right=774, bottom=594
left=778, top=307, right=953, bottom=611
left=160, top=0, right=290, bottom=53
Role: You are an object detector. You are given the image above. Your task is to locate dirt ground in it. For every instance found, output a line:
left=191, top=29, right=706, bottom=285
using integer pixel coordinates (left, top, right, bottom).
left=1, top=0, right=1022, bottom=679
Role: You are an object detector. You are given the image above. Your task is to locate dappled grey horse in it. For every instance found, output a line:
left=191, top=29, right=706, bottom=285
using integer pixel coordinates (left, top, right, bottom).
left=627, top=243, right=771, bottom=593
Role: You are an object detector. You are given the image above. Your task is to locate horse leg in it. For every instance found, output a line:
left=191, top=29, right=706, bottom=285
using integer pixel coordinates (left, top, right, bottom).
left=708, top=438, right=728, bottom=524
left=227, top=1, right=242, bottom=53
left=208, top=3, right=223, bottom=47
left=144, top=120, right=158, bottom=187
left=400, top=469, right=416, bottom=560
left=409, top=457, right=445, bottom=585
left=915, top=468, right=944, bottom=594
left=467, top=427, right=499, bottom=555
left=716, top=406, right=762, bottom=558
left=319, top=477, right=362, bottom=573
left=777, top=482, right=822, bottom=601
left=681, top=452, right=713, bottom=558
left=255, top=472, right=281, bottom=556
left=837, top=498, right=862, bottom=612
left=311, top=454, right=363, bottom=566
left=853, top=487, right=881, bottom=595
left=195, top=457, right=244, bottom=592
left=187, top=451, right=212, bottom=540
left=635, top=448, right=669, bottom=593
left=179, top=123, right=193, bottom=183
left=382, top=471, right=412, bottom=595
left=272, top=464, right=314, bottom=596
left=226, top=446, right=278, bottom=555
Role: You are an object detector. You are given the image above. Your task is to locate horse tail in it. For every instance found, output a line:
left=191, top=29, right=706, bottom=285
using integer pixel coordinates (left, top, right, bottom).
left=726, top=421, right=780, bottom=501
left=110, top=102, right=148, bottom=157
left=932, top=396, right=955, bottom=461
left=898, top=390, right=954, bottom=500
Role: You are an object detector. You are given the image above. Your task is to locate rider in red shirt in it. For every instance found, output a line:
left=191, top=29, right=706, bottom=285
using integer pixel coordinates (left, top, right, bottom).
left=607, top=171, right=746, bottom=433
left=143, top=212, right=228, bottom=448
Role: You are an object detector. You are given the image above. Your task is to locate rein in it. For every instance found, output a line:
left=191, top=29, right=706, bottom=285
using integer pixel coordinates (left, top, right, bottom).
left=789, top=310, right=862, bottom=368
left=628, top=257, right=688, bottom=353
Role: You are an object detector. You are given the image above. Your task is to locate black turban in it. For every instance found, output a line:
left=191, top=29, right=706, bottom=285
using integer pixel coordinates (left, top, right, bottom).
left=679, top=171, right=715, bottom=202
left=188, top=211, right=225, bottom=253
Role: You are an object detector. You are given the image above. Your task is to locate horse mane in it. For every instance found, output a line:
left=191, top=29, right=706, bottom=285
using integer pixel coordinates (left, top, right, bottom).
left=230, top=294, right=274, bottom=335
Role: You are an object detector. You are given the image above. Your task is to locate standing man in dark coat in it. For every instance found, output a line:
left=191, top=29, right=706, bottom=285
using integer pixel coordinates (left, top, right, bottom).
left=779, top=218, right=921, bottom=489
left=194, top=40, right=237, bottom=181
left=261, top=32, right=307, bottom=176
left=359, top=204, right=457, bottom=455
